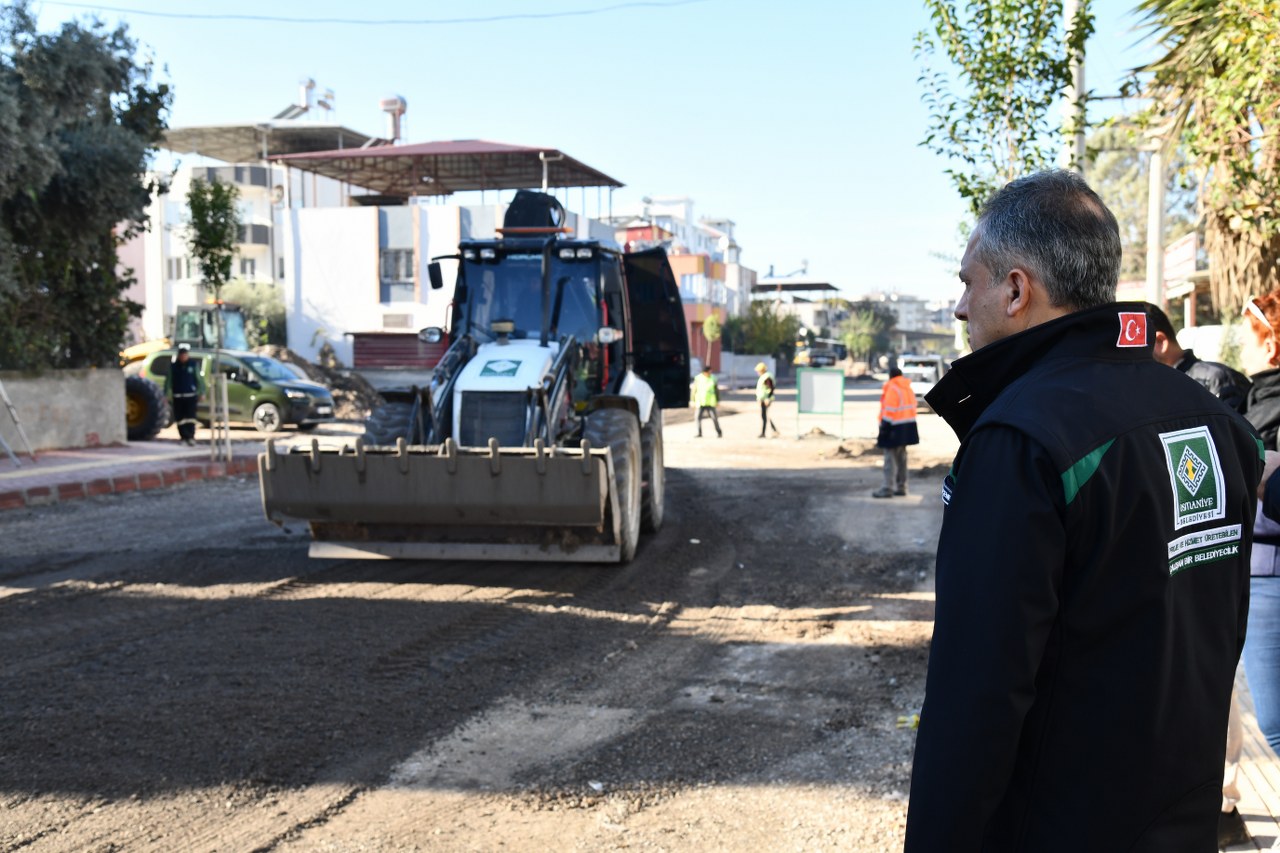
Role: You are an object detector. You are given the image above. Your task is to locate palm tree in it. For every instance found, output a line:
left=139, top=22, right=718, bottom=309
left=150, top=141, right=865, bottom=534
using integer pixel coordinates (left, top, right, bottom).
left=1138, top=0, right=1280, bottom=313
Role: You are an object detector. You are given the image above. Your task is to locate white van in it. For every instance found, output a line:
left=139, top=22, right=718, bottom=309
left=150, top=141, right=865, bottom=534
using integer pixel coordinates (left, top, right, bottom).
left=899, top=354, right=950, bottom=408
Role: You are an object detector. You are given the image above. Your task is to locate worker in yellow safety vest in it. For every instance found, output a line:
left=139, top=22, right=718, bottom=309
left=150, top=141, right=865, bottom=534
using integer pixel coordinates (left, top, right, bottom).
left=754, top=362, right=780, bottom=438
left=873, top=366, right=919, bottom=497
left=691, top=365, right=722, bottom=437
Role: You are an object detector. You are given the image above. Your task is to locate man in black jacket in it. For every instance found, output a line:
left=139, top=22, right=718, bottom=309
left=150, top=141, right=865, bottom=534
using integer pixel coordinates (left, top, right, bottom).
left=164, top=344, right=205, bottom=447
left=1147, top=302, right=1251, bottom=414
left=904, top=171, right=1263, bottom=852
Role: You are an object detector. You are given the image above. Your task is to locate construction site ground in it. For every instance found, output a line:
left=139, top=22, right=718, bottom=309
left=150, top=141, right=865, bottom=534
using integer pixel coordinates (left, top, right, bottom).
left=2, top=383, right=1279, bottom=851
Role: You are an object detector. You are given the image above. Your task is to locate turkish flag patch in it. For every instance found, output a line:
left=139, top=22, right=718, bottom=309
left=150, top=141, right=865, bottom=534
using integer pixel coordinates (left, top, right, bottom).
left=1117, top=311, right=1148, bottom=347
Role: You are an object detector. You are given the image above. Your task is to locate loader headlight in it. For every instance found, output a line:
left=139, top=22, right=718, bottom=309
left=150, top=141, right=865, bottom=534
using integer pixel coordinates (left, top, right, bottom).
left=576, top=248, right=593, bottom=259
left=558, top=248, right=576, bottom=260
left=479, top=248, right=497, bottom=260
left=463, top=249, right=477, bottom=260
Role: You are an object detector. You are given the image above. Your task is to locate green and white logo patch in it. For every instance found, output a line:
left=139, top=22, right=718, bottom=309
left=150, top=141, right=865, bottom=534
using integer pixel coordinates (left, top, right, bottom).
left=1160, top=426, right=1226, bottom=530
left=479, top=359, right=521, bottom=378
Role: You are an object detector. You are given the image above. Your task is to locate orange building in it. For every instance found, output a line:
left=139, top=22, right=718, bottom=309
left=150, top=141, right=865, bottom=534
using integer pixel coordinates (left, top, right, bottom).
left=668, top=253, right=728, bottom=371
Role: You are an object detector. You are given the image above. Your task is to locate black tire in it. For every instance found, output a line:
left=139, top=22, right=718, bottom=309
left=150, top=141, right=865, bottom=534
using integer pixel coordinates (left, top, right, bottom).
left=584, top=408, right=642, bottom=562
left=362, top=401, right=416, bottom=445
left=253, top=401, right=283, bottom=433
left=640, top=407, right=665, bottom=533
left=124, top=375, right=169, bottom=441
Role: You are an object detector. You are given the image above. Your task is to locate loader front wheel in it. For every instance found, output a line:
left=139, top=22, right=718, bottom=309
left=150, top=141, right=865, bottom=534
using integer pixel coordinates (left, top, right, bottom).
left=640, top=407, right=665, bottom=533
left=125, top=375, right=169, bottom=441
left=585, top=408, right=642, bottom=563
left=362, top=401, right=415, bottom=445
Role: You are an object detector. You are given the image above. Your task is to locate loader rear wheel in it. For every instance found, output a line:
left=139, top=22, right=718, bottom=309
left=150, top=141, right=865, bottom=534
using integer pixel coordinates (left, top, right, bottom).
left=640, top=407, right=665, bottom=533
left=125, top=375, right=169, bottom=442
left=585, top=408, right=642, bottom=563
left=363, top=401, right=415, bottom=445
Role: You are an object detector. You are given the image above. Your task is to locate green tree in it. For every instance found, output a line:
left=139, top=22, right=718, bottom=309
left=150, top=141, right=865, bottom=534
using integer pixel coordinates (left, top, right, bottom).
left=725, top=301, right=801, bottom=359
left=1088, top=123, right=1196, bottom=280
left=699, top=313, right=722, bottom=362
left=840, top=301, right=898, bottom=361
left=1137, top=0, right=1280, bottom=314
left=185, top=177, right=240, bottom=303
left=916, top=0, right=1093, bottom=215
left=0, top=4, right=169, bottom=369
left=221, top=279, right=286, bottom=347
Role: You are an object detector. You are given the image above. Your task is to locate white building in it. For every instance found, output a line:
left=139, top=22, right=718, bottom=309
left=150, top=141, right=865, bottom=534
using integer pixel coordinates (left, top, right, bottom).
left=606, top=197, right=755, bottom=318
left=128, top=124, right=630, bottom=370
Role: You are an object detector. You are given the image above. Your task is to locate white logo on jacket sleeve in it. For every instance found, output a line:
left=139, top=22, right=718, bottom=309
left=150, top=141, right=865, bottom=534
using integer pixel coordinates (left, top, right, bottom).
left=1117, top=312, right=1148, bottom=347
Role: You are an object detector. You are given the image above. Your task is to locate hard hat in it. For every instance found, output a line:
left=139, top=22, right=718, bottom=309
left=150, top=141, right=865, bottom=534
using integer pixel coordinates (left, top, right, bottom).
left=177, top=343, right=191, bottom=352
left=755, top=362, right=767, bottom=372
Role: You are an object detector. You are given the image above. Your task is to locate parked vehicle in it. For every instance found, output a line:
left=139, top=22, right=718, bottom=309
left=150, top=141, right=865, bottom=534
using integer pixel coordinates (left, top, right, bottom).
left=121, top=304, right=256, bottom=441
left=793, top=338, right=847, bottom=368
left=120, top=303, right=250, bottom=366
left=899, top=354, right=950, bottom=407
left=130, top=349, right=335, bottom=433
left=258, top=190, right=691, bottom=563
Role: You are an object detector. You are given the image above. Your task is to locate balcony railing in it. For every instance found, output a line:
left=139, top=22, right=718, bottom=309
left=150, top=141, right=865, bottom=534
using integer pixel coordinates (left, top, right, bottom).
left=237, top=223, right=270, bottom=246
left=204, top=165, right=269, bottom=188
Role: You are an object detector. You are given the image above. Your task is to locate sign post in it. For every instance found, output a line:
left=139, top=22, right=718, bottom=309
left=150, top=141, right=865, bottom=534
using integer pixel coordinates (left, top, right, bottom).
left=795, top=367, right=845, bottom=438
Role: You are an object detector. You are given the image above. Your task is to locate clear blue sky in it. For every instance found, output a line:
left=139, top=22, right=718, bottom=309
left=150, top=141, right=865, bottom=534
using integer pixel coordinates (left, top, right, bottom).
left=33, top=0, right=1158, bottom=301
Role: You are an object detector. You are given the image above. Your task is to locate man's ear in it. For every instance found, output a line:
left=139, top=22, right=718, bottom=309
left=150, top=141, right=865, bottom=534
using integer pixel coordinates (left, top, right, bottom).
left=1005, top=268, right=1032, bottom=318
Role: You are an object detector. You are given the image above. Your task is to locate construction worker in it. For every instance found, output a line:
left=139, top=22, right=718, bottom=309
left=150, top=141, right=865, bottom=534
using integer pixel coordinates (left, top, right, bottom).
left=754, top=362, right=780, bottom=438
left=692, top=364, right=722, bottom=438
left=872, top=365, right=919, bottom=498
left=164, top=343, right=205, bottom=446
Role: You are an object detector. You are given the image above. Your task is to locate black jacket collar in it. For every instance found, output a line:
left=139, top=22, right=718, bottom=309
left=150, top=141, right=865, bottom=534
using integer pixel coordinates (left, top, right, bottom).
left=926, top=302, right=1155, bottom=440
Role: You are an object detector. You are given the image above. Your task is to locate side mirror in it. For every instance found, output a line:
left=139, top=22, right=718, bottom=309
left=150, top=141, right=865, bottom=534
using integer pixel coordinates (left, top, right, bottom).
left=428, top=262, right=444, bottom=291
left=419, top=327, right=444, bottom=344
left=597, top=327, right=624, bottom=345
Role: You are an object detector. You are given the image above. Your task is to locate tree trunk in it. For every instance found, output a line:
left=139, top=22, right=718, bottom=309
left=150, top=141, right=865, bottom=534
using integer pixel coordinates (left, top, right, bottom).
left=1207, top=211, right=1280, bottom=316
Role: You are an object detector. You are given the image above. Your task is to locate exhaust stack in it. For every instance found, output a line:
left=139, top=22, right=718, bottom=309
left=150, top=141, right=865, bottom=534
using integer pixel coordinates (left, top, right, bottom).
left=380, top=95, right=407, bottom=143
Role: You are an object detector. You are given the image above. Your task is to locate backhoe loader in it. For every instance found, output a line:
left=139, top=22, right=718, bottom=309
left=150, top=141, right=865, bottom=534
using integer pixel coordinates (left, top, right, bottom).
left=258, top=191, right=690, bottom=562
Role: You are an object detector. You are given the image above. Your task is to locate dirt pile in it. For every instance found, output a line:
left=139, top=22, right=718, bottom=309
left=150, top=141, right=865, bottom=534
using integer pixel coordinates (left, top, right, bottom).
left=818, top=438, right=879, bottom=460
left=254, top=344, right=381, bottom=421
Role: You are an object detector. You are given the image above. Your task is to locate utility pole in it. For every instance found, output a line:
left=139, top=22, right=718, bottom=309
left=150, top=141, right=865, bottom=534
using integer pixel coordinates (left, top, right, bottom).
left=1060, top=0, right=1087, bottom=172
left=1145, top=142, right=1168, bottom=305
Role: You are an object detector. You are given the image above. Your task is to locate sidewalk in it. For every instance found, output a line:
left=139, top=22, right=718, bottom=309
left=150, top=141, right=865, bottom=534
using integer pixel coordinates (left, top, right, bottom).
left=1232, top=672, right=1280, bottom=850
left=0, top=438, right=259, bottom=511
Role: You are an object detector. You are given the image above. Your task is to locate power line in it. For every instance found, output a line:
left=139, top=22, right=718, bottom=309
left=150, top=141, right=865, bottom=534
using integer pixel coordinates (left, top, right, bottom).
left=37, top=0, right=710, bottom=26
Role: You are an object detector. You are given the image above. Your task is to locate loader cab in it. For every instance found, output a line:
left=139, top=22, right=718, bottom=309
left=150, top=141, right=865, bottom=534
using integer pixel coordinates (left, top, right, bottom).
left=455, top=241, right=601, bottom=349
left=451, top=239, right=688, bottom=407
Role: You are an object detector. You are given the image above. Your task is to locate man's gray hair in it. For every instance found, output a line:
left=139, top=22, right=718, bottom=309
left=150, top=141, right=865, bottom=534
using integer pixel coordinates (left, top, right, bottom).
left=975, top=170, right=1121, bottom=310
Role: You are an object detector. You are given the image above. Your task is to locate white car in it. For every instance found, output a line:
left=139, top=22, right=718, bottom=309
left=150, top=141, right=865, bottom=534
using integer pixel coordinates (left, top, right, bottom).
left=899, top=354, right=949, bottom=408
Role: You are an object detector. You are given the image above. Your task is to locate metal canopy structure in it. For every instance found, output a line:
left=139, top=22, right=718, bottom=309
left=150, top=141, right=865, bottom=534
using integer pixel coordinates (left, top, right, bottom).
left=161, top=121, right=375, bottom=164
left=752, top=279, right=839, bottom=294
left=268, top=139, right=624, bottom=198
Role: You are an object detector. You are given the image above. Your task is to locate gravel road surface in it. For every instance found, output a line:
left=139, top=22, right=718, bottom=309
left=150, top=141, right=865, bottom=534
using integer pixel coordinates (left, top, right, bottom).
left=0, top=384, right=957, bottom=852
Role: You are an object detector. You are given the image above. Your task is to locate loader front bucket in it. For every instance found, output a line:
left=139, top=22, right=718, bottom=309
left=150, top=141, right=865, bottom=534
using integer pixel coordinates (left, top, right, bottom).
left=258, top=437, right=623, bottom=562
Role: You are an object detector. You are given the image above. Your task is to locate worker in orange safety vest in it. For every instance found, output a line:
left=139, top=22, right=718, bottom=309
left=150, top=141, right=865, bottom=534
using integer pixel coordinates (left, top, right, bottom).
left=873, top=365, right=919, bottom=498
